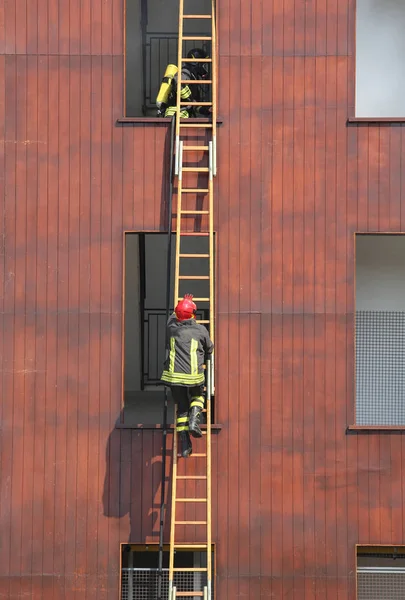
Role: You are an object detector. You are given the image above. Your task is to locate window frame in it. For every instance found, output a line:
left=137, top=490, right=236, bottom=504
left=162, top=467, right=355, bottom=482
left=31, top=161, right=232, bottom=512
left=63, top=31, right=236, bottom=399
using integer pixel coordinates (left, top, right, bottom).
left=356, top=544, right=405, bottom=599
left=348, top=0, right=405, bottom=124
left=121, top=0, right=219, bottom=123
left=348, top=232, right=405, bottom=432
left=119, top=230, right=221, bottom=430
left=119, top=543, right=216, bottom=600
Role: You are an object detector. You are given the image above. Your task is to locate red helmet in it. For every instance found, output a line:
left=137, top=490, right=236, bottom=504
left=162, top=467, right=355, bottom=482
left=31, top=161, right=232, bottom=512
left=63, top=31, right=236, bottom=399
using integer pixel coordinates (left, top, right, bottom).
left=175, top=294, right=197, bottom=321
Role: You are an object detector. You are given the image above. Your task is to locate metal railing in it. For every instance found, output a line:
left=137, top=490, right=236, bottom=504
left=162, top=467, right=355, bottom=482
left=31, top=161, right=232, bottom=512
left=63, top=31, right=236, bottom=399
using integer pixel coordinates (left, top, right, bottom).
left=357, top=566, right=405, bottom=599
left=356, top=310, right=405, bottom=425
left=143, top=34, right=211, bottom=112
left=122, top=568, right=212, bottom=600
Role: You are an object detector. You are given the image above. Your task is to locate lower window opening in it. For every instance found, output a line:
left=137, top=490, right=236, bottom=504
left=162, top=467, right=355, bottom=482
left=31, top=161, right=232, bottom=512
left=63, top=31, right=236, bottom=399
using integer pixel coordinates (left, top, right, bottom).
left=357, top=545, right=405, bottom=599
left=121, top=543, right=215, bottom=599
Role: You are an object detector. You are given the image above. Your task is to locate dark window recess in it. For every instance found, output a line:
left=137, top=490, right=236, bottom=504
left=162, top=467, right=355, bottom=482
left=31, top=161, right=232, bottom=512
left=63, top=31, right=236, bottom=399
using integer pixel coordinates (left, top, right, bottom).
left=125, top=0, right=213, bottom=117
left=123, top=233, right=215, bottom=425
left=121, top=544, right=214, bottom=599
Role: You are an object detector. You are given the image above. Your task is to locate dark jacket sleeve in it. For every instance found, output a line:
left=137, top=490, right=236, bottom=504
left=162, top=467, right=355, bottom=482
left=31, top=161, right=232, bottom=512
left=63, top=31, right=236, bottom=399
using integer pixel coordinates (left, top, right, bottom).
left=165, top=313, right=177, bottom=348
left=202, top=328, right=214, bottom=357
left=167, top=312, right=177, bottom=327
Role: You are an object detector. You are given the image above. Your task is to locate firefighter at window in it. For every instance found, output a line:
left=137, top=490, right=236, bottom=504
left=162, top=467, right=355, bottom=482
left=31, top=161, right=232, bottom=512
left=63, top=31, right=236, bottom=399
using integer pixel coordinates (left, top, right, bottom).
left=161, top=294, right=214, bottom=458
left=156, top=48, right=211, bottom=118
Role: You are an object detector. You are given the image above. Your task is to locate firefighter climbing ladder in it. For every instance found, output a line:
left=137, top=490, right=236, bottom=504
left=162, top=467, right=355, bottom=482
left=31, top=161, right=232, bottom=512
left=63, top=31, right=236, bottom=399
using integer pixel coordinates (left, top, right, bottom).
left=168, top=1, right=217, bottom=599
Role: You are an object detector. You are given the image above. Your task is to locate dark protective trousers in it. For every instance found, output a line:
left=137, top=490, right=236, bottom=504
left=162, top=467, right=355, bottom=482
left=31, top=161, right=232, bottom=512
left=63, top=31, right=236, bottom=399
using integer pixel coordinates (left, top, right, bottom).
left=170, top=385, right=205, bottom=431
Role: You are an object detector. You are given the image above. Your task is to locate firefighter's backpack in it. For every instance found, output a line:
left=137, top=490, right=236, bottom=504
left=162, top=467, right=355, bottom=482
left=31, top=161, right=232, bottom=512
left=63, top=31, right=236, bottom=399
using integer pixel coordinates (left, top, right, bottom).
left=156, top=64, right=178, bottom=116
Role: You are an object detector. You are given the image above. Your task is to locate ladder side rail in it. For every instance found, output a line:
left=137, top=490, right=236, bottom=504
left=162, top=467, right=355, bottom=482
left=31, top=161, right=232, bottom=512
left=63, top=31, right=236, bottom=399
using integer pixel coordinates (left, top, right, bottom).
left=158, top=114, right=177, bottom=600
left=168, top=424, right=179, bottom=598
left=169, top=139, right=183, bottom=598
left=206, top=358, right=212, bottom=596
left=174, top=141, right=184, bottom=306
left=208, top=143, right=214, bottom=344
left=211, top=0, right=217, bottom=176
left=174, top=0, right=185, bottom=175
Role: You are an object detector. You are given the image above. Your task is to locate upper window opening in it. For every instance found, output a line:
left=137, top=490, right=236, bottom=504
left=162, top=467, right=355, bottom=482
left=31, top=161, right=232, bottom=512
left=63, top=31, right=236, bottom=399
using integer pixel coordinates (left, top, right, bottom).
left=125, top=0, right=213, bottom=117
left=356, top=0, right=405, bottom=117
left=355, top=234, right=405, bottom=425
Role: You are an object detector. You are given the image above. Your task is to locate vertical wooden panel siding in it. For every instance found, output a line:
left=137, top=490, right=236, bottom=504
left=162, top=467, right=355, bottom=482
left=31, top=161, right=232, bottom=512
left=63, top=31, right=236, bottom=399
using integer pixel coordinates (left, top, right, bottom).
left=1, top=0, right=405, bottom=598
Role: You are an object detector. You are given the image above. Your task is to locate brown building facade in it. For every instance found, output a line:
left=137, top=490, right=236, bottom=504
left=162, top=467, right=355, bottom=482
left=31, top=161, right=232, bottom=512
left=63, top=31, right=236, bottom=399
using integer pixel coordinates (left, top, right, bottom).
left=1, top=0, right=405, bottom=598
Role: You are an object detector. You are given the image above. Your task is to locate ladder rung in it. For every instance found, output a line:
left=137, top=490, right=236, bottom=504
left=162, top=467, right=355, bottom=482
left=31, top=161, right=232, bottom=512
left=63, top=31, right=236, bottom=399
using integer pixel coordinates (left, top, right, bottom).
left=176, top=498, right=207, bottom=502
left=177, top=475, right=207, bottom=479
left=180, top=102, right=212, bottom=106
left=175, top=544, right=208, bottom=548
left=175, top=521, right=207, bottom=525
left=180, top=123, right=213, bottom=128
left=182, top=188, right=209, bottom=193
left=180, top=80, right=212, bottom=84
left=183, top=36, right=212, bottom=40
left=196, top=320, right=210, bottom=324
left=180, top=210, right=209, bottom=214
left=173, top=568, right=208, bottom=572
left=183, top=167, right=209, bottom=172
left=175, top=592, right=204, bottom=597
left=180, top=232, right=209, bottom=236
left=183, top=15, right=212, bottom=19
left=182, top=146, right=209, bottom=150
left=182, top=58, right=212, bottom=63
left=179, top=253, right=210, bottom=258
left=178, top=276, right=210, bottom=280
left=189, top=453, right=207, bottom=457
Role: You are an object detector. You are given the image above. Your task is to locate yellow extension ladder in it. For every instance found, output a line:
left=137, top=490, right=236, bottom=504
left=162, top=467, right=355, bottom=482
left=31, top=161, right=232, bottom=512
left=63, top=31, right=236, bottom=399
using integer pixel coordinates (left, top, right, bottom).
left=168, top=1, right=217, bottom=599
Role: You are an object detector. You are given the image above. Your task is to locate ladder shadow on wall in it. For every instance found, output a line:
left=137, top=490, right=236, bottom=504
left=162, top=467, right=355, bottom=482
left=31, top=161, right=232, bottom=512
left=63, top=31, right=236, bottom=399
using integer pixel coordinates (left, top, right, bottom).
left=102, top=411, right=173, bottom=543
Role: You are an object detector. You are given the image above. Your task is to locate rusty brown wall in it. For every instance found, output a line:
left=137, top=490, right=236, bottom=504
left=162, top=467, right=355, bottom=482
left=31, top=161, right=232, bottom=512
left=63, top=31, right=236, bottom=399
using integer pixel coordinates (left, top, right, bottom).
left=1, top=0, right=405, bottom=598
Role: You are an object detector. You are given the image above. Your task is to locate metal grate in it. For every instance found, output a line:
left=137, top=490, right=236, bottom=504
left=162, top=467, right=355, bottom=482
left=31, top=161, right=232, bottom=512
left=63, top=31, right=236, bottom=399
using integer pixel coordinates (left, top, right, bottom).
left=121, top=568, right=212, bottom=600
left=357, top=567, right=405, bottom=599
left=356, top=311, right=405, bottom=425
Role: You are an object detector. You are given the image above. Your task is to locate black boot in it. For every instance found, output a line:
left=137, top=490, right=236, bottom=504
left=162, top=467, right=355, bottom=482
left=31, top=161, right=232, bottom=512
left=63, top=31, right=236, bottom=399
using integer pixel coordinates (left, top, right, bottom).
left=179, top=431, right=192, bottom=458
left=188, top=406, right=203, bottom=438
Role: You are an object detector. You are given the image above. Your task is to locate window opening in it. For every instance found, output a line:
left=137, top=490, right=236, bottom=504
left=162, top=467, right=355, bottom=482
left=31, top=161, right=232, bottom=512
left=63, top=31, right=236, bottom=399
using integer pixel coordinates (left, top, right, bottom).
left=356, top=0, right=405, bottom=117
left=121, top=544, right=215, bottom=600
left=125, top=0, right=213, bottom=117
left=357, top=546, right=405, bottom=599
left=124, top=233, right=215, bottom=425
left=355, top=234, right=405, bottom=425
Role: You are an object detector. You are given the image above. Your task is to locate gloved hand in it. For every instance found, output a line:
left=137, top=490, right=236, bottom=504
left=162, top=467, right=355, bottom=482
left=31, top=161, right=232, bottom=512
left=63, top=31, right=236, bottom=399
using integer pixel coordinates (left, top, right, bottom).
left=197, top=106, right=211, bottom=117
left=184, top=293, right=194, bottom=300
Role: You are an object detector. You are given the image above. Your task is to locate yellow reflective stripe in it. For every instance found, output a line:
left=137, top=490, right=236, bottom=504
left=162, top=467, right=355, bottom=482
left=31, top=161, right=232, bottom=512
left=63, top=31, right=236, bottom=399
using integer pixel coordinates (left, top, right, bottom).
left=176, top=425, right=189, bottom=432
left=169, top=337, right=176, bottom=373
left=162, top=372, right=204, bottom=381
left=165, top=106, right=189, bottom=117
left=180, top=85, right=191, bottom=98
left=161, top=371, right=205, bottom=385
left=190, top=339, right=198, bottom=375
left=190, top=397, right=204, bottom=409
left=177, top=416, right=188, bottom=423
